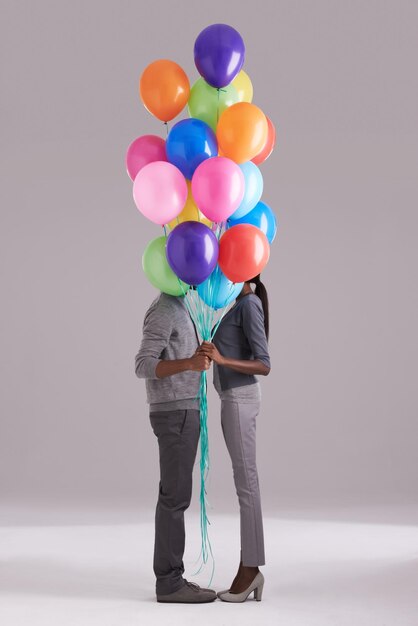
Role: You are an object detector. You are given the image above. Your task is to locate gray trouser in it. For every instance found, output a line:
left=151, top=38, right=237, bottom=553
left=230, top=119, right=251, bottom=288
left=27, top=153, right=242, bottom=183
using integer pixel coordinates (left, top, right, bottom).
left=221, top=399, right=266, bottom=566
left=149, top=408, right=200, bottom=596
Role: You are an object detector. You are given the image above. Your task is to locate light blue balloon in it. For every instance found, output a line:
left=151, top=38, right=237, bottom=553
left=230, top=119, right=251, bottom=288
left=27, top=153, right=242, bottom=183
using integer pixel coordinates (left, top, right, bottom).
left=229, top=161, right=263, bottom=220
left=197, top=265, right=243, bottom=310
left=228, top=201, right=277, bottom=243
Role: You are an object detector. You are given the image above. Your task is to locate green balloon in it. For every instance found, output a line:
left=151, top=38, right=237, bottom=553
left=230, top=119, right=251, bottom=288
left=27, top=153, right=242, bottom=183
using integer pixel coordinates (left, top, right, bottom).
left=142, top=236, right=189, bottom=296
left=188, top=78, right=239, bottom=132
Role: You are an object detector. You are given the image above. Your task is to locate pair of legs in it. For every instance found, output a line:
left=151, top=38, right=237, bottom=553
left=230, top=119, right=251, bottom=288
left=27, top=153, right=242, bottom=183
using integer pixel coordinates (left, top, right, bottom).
left=149, top=401, right=265, bottom=595
left=221, top=399, right=265, bottom=592
left=149, top=408, right=200, bottom=596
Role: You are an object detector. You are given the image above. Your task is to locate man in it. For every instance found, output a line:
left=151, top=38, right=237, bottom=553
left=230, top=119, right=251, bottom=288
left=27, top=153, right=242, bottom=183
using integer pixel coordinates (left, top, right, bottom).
left=135, top=291, right=216, bottom=603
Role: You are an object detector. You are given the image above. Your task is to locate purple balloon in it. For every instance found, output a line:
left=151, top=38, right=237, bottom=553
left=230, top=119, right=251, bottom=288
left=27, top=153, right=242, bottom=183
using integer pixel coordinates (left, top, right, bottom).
left=194, top=24, right=245, bottom=89
left=166, top=221, right=219, bottom=285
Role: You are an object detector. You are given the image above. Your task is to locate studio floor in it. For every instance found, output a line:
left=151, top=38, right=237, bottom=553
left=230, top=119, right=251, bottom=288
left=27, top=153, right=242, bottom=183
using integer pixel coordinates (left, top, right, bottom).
left=1, top=507, right=418, bottom=626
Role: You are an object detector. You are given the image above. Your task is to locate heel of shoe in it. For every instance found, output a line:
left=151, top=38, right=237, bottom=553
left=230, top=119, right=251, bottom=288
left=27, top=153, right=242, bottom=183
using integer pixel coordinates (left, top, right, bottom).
left=254, top=581, right=264, bottom=602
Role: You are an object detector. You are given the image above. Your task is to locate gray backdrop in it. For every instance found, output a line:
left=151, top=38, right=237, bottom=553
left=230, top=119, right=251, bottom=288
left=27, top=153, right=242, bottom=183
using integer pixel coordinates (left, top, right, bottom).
left=1, top=0, right=417, bottom=517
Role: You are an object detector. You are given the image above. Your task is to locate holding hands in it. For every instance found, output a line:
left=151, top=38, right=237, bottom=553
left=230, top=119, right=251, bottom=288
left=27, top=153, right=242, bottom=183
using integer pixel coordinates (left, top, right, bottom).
left=196, top=341, right=225, bottom=365
left=196, top=341, right=270, bottom=377
left=189, top=350, right=211, bottom=372
left=188, top=342, right=226, bottom=373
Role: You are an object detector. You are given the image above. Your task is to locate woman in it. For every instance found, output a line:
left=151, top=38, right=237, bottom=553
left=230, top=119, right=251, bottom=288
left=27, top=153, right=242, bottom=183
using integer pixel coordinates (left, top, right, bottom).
left=197, top=274, right=270, bottom=603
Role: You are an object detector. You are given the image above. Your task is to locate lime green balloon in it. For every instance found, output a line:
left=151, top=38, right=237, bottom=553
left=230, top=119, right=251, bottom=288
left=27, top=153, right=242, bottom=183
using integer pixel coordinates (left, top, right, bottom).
left=142, top=236, right=189, bottom=296
left=188, top=78, right=239, bottom=132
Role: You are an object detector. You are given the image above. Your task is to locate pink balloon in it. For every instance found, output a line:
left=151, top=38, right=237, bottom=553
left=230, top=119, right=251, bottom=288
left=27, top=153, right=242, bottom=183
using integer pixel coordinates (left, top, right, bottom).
left=126, top=135, right=167, bottom=181
left=192, top=157, right=245, bottom=222
left=133, top=161, right=188, bottom=225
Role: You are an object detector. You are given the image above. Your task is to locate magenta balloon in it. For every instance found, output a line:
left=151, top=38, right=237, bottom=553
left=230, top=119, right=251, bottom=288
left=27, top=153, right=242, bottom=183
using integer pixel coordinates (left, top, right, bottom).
left=191, top=157, right=245, bottom=223
left=126, top=135, right=167, bottom=181
left=133, top=161, right=188, bottom=225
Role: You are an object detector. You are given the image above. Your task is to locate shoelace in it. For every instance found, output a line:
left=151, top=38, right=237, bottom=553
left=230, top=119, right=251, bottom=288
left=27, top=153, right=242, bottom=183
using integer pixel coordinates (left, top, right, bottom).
left=185, top=581, right=201, bottom=592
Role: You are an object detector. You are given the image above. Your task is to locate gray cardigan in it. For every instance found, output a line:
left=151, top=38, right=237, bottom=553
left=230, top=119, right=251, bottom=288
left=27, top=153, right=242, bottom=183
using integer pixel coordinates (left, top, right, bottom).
left=135, top=293, right=200, bottom=408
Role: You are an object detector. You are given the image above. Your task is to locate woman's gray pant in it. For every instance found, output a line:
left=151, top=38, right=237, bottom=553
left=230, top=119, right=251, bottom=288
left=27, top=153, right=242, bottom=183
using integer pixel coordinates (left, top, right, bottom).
left=221, top=399, right=266, bottom=566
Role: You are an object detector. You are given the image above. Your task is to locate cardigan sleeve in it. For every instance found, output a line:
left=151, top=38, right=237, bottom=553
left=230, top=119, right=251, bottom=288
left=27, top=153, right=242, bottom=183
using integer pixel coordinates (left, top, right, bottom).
left=241, top=297, right=271, bottom=368
left=134, top=304, right=173, bottom=380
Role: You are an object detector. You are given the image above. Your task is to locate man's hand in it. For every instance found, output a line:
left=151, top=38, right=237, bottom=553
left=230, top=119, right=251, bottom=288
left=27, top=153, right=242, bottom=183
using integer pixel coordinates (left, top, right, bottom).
left=189, top=352, right=211, bottom=372
left=197, top=341, right=224, bottom=365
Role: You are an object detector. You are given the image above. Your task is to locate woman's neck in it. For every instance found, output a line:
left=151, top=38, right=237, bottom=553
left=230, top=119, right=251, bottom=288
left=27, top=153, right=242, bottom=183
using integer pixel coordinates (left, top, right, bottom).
left=237, top=283, right=253, bottom=299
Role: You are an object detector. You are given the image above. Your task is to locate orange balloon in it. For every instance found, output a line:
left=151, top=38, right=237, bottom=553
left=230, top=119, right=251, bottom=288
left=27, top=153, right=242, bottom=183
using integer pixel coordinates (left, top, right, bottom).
left=252, top=116, right=276, bottom=165
left=139, top=60, right=190, bottom=122
left=217, top=102, right=268, bottom=163
left=218, top=224, right=270, bottom=283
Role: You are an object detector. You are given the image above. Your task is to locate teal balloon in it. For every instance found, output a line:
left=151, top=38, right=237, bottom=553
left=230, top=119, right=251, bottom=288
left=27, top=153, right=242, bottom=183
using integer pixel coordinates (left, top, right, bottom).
left=188, top=78, right=239, bottom=132
left=228, top=201, right=277, bottom=243
left=229, top=161, right=263, bottom=220
left=197, top=265, right=243, bottom=310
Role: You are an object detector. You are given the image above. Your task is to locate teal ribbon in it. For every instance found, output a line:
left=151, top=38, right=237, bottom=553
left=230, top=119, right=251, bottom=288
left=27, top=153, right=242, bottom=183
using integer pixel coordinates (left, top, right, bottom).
left=164, top=221, right=235, bottom=586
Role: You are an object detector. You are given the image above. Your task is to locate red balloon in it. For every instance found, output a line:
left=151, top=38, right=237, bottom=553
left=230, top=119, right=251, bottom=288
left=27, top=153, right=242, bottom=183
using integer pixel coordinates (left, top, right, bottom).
left=218, top=224, right=270, bottom=283
left=251, top=116, right=276, bottom=165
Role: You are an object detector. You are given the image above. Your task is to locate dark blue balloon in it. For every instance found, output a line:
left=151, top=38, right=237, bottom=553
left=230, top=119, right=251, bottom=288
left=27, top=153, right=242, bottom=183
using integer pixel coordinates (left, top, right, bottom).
left=228, top=201, right=277, bottom=243
left=194, top=24, right=245, bottom=89
left=166, top=118, right=218, bottom=180
left=166, top=221, right=219, bottom=285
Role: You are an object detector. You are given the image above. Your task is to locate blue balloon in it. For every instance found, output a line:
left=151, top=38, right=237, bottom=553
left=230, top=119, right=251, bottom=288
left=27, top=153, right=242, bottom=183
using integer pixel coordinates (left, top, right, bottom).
left=197, top=265, right=243, bottom=310
left=229, top=161, right=263, bottom=220
left=228, top=201, right=277, bottom=243
left=166, top=118, right=218, bottom=180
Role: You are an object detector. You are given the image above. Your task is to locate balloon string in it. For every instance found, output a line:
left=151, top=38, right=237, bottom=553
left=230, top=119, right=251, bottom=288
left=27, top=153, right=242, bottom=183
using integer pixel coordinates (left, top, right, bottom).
left=164, top=121, right=169, bottom=137
left=216, top=88, right=227, bottom=125
left=172, top=274, right=241, bottom=588
left=175, top=280, right=213, bottom=565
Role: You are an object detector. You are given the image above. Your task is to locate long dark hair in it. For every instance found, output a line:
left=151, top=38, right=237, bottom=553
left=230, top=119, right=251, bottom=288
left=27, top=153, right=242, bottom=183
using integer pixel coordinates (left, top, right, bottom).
left=250, top=274, right=269, bottom=340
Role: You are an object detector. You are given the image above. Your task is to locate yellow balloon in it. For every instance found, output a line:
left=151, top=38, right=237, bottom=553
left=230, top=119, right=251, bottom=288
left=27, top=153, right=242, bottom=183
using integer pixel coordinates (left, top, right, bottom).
left=168, top=181, right=212, bottom=230
left=232, top=70, right=253, bottom=103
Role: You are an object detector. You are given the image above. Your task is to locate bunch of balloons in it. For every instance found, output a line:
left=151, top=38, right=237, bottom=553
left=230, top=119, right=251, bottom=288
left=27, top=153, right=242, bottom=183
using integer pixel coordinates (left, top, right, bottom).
left=126, top=23, right=278, bottom=573
left=127, top=23, right=277, bottom=306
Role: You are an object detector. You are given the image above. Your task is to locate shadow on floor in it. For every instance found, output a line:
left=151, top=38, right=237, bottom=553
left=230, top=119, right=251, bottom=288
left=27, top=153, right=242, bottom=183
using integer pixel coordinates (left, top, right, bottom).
left=0, top=558, right=154, bottom=601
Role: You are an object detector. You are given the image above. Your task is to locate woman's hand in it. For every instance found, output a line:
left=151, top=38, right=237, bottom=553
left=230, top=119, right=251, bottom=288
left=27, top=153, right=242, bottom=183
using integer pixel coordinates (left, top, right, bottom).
left=197, top=341, right=225, bottom=365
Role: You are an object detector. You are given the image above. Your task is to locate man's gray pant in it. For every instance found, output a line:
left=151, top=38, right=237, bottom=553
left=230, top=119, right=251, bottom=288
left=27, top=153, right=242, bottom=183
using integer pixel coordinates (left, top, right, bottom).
left=149, top=408, right=200, bottom=596
left=221, top=398, right=266, bottom=566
